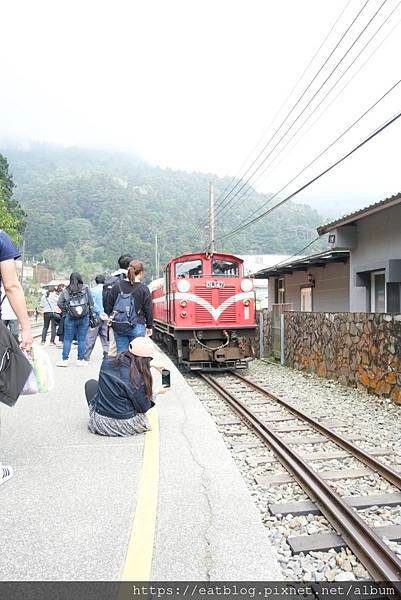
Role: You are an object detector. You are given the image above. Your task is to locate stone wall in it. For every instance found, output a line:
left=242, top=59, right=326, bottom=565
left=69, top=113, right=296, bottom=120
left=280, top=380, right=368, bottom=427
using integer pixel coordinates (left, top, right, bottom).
left=255, top=309, right=272, bottom=358
left=284, top=312, right=401, bottom=403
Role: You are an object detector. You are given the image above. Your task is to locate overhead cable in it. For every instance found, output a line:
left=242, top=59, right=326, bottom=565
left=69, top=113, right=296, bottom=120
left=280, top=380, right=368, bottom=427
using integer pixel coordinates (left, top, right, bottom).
left=208, top=0, right=352, bottom=219
left=205, top=0, right=373, bottom=225
left=217, top=0, right=401, bottom=224
left=213, top=104, right=401, bottom=243
left=212, top=0, right=389, bottom=225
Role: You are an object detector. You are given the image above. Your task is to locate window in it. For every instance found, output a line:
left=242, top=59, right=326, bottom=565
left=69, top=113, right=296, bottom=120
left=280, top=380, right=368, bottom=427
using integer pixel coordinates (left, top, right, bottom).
left=300, top=287, right=312, bottom=312
left=175, top=260, right=203, bottom=278
left=212, top=259, right=239, bottom=276
left=370, top=271, right=386, bottom=312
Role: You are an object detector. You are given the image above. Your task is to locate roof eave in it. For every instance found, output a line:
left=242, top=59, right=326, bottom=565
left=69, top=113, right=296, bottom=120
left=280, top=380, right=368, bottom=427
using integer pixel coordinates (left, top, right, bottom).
left=317, top=195, right=401, bottom=234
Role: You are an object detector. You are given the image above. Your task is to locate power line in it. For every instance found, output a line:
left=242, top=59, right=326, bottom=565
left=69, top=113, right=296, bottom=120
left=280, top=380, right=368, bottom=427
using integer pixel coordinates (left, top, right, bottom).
left=218, top=76, right=401, bottom=236
left=214, top=105, right=401, bottom=243
left=217, top=0, right=401, bottom=225
left=205, top=0, right=373, bottom=225
left=207, top=0, right=352, bottom=219
left=212, top=0, right=389, bottom=226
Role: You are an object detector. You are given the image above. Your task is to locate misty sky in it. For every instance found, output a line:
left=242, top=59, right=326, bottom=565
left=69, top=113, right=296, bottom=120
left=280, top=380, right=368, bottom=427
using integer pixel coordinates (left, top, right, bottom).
left=1, top=0, right=401, bottom=216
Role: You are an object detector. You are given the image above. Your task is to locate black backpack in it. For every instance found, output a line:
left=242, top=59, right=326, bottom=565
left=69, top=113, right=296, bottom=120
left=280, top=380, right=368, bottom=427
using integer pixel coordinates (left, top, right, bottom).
left=64, top=287, right=90, bottom=319
left=0, top=321, right=32, bottom=406
left=102, top=273, right=125, bottom=308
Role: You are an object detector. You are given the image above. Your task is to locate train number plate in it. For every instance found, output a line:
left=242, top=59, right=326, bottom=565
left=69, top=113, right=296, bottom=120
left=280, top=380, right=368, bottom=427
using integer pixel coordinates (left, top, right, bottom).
left=206, top=281, right=225, bottom=288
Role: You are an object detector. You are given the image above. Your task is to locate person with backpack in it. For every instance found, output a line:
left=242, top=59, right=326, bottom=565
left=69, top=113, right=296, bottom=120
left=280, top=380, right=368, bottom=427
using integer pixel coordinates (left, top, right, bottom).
left=102, top=254, right=133, bottom=356
left=104, top=260, right=153, bottom=353
left=57, top=272, right=94, bottom=367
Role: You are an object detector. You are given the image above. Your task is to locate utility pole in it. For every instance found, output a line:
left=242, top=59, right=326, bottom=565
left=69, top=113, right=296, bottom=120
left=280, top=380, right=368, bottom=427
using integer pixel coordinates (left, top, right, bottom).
left=208, top=181, right=215, bottom=252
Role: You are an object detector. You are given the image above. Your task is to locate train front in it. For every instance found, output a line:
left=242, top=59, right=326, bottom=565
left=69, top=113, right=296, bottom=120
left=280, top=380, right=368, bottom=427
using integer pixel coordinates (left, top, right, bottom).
left=168, top=252, right=256, bottom=370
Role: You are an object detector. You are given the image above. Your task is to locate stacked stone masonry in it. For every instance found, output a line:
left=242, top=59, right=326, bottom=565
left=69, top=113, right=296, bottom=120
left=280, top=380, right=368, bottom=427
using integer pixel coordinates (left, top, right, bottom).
left=282, top=311, right=401, bottom=404
left=255, top=309, right=272, bottom=358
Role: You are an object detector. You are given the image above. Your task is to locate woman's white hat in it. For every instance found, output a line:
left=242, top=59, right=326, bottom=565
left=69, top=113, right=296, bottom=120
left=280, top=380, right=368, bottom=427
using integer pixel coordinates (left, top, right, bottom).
left=129, top=336, right=156, bottom=358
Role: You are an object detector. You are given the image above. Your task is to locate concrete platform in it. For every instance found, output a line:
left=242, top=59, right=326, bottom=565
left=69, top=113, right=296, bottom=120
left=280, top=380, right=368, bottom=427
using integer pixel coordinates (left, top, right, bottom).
left=0, top=340, right=281, bottom=581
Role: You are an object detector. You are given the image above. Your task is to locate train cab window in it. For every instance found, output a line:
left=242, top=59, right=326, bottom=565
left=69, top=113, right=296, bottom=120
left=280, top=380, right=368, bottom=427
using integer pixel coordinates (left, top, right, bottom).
left=175, top=260, right=203, bottom=278
left=212, top=260, right=239, bottom=276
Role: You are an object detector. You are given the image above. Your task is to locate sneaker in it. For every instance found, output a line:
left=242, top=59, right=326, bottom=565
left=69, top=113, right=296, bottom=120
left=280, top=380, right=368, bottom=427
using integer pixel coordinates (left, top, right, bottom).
left=0, top=465, right=14, bottom=487
left=50, top=342, right=56, bottom=346
left=56, top=359, right=69, bottom=367
left=76, top=360, right=87, bottom=367
left=56, top=343, right=63, bottom=348
left=41, top=341, right=46, bottom=345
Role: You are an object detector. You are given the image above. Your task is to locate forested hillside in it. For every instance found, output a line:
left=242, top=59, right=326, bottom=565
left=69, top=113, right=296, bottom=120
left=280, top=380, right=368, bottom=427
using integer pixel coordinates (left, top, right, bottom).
left=3, top=144, right=324, bottom=280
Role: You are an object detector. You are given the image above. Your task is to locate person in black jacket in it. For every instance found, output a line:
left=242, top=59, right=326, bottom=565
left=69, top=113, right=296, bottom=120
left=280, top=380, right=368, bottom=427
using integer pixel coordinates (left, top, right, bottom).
left=84, top=336, right=167, bottom=436
left=104, top=259, right=153, bottom=353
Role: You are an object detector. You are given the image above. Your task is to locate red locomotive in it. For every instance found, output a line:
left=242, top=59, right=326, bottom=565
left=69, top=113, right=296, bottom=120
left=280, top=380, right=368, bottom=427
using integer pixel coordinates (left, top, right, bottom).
left=150, top=251, right=256, bottom=370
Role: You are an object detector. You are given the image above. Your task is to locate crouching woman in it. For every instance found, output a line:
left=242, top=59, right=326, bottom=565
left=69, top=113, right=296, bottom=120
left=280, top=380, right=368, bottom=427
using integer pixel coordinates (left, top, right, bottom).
left=84, top=336, right=165, bottom=436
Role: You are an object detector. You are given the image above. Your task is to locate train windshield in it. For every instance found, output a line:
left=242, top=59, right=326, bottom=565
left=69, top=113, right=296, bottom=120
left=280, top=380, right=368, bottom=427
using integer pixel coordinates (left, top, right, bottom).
left=212, top=259, right=239, bottom=276
left=176, top=260, right=203, bottom=278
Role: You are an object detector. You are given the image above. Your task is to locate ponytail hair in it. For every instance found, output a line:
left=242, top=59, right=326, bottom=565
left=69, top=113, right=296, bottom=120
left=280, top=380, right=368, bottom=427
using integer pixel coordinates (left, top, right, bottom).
left=127, top=260, right=144, bottom=284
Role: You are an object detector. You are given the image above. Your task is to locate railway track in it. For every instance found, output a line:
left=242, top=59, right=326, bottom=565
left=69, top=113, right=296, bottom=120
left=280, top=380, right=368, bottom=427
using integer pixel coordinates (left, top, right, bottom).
left=198, top=371, right=401, bottom=586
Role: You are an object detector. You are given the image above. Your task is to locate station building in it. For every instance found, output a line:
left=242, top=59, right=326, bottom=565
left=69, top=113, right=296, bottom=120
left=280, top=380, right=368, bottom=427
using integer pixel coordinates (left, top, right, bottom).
left=255, top=192, right=401, bottom=315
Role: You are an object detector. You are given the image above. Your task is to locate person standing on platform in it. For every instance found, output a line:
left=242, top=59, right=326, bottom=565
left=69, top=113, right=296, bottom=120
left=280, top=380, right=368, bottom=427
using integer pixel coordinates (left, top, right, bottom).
left=57, top=272, right=93, bottom=367
left=0, top=229, right=33, bottom=486
left=102, top=254, right=133, bottom=357
left=105, top=260, right=153, bottom=353
left=84, top=274, right=109, bottom=362
left=40, top=286, right=59, bottom=345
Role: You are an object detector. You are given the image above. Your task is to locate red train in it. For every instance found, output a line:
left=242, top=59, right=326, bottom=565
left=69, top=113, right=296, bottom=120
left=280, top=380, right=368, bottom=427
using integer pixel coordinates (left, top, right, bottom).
left=150, top=251, right=256, bottom=370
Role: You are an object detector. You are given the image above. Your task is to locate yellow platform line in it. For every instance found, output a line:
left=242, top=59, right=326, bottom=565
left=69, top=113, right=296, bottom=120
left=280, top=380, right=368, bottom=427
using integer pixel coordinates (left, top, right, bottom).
left=120, top=407, right=160, bottom=581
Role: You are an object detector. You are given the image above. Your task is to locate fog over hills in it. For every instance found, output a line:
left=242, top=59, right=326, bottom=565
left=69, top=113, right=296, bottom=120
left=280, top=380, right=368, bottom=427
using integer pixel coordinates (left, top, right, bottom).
left=1, top=142, right=327, bottom=280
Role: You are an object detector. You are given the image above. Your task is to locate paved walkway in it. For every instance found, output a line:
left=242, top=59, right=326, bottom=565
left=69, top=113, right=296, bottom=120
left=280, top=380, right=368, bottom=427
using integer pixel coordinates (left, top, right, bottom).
left=0, top=342, right=281, bottom=581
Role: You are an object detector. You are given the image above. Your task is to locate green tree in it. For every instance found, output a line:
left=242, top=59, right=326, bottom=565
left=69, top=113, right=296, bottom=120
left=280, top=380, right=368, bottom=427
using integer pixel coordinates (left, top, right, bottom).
left=0, top=153, right=26, bottom=241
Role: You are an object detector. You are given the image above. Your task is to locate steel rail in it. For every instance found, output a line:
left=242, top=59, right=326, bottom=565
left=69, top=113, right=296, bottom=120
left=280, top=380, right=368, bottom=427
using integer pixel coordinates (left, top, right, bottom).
left=234, top=371, right=401, bottom=491
left=200, top=373, right=401, bottom=584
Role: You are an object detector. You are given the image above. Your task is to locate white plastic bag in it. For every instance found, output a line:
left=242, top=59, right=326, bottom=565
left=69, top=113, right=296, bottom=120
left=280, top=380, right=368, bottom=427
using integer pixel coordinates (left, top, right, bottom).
left=30, top=344, right=55, bottom=393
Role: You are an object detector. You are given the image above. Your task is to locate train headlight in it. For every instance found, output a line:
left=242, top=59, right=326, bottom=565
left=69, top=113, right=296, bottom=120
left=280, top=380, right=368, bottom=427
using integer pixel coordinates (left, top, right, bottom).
left=240, top=279, right=253, bottom=292
left=243, top=299, right=250, bottom=306
left=181, top=311, right=187, bottom=318
left=177, top=279, right=190, bottom=293
left=180, top=300, right=187, bottom=307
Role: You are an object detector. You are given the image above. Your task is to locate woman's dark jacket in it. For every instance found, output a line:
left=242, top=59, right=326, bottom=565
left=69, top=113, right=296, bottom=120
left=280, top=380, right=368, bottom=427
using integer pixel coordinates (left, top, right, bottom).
left=92, top=355, right=154, bottom=419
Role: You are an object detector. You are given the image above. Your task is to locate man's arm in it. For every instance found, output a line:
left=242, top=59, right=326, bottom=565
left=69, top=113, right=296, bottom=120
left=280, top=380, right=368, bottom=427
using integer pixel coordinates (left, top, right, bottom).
left=1, top=259, right=33, bottom=349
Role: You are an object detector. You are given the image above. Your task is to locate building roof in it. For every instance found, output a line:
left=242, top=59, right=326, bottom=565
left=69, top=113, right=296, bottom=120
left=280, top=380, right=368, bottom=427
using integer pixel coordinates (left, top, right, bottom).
left=317, top=192, right=401, bottom=235
left=253, top=250, right=349, bottom=279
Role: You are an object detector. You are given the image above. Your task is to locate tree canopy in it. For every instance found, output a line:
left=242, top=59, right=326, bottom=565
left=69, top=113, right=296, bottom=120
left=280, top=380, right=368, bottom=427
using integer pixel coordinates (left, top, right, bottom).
left=3, top=144, right=324, bottom=282
left=0, top=153, right=26, bottom=242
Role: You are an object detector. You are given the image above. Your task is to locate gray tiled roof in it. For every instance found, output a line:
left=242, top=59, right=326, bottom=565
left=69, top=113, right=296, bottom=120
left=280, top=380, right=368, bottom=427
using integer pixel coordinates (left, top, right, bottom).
left=317, top=192, right=401, bottom=235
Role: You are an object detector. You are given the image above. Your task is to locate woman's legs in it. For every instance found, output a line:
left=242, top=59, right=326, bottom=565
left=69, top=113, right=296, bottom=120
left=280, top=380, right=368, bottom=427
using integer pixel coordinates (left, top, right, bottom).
left=62, top=316, right=77, bottom=360
left=50, top=316, right=57, bottom=343
left=41, top=313, right=51, bottom=343
left=85, top=379, right=98, bottom=405
left=76, top=315, right=89, bottom=360
left=114, top=332, right=130, bottom=353
left=131, top=323, right=146, bottom=339
left=114, top=323, right=146, bottom=353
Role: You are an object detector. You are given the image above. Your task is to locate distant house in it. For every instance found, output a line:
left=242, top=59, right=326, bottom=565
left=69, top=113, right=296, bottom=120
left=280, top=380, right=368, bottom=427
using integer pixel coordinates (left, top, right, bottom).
left=254, top=192, right=401, bottom=314
left=317, top=192, right=401, bottom=313
left=33, top=263, right=56, bottom=285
